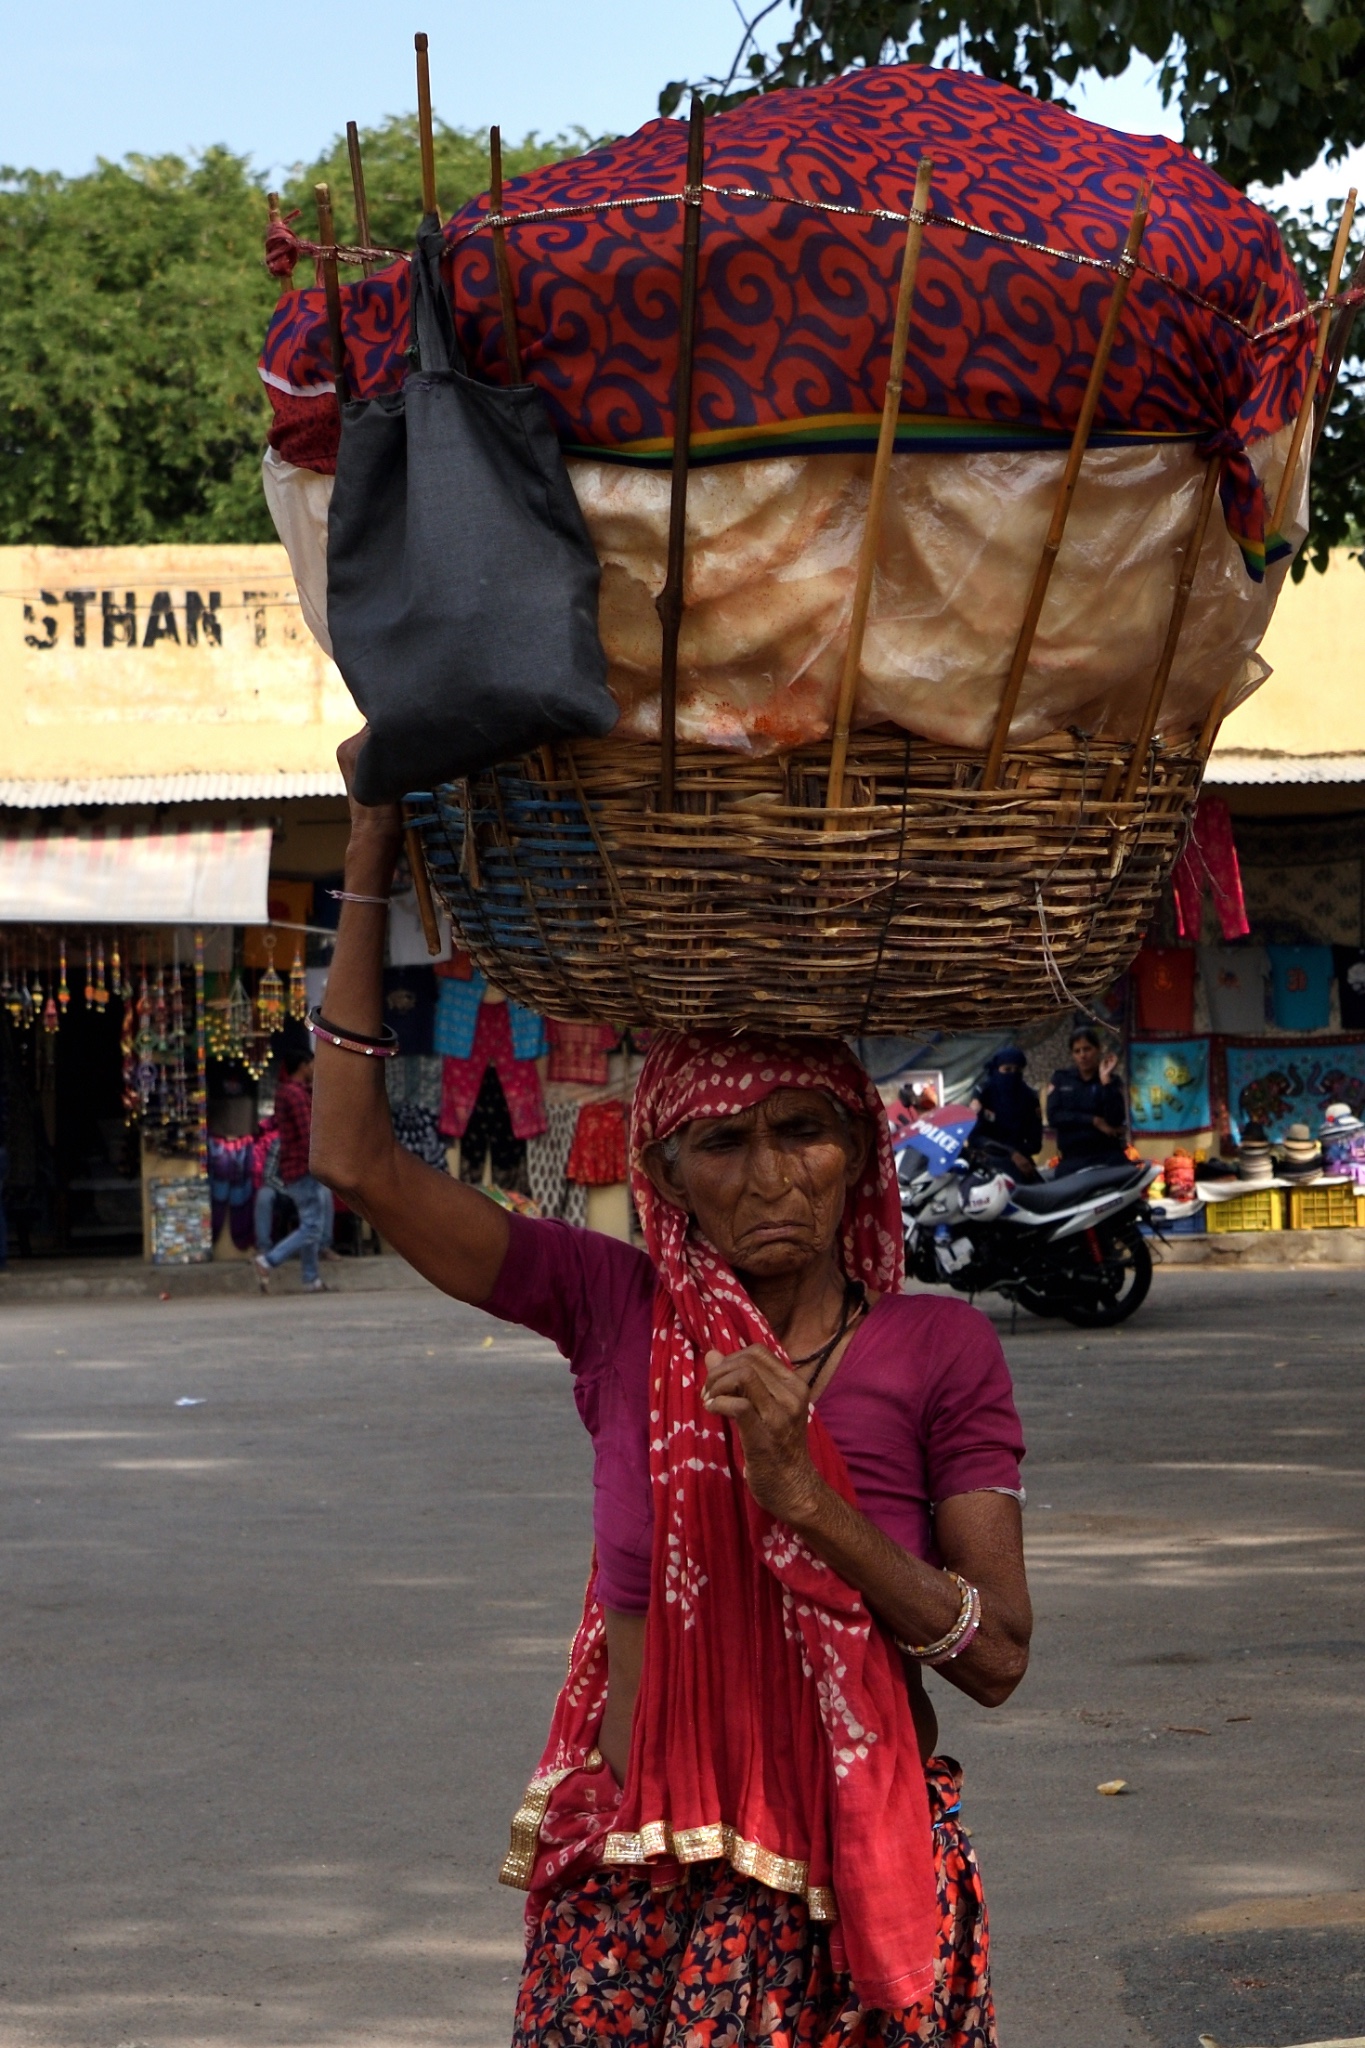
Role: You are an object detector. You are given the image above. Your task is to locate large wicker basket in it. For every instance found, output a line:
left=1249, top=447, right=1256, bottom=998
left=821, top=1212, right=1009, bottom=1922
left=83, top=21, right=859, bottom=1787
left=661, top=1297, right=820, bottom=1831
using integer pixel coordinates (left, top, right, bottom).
left=409, top=728, right=1202, bottom=1035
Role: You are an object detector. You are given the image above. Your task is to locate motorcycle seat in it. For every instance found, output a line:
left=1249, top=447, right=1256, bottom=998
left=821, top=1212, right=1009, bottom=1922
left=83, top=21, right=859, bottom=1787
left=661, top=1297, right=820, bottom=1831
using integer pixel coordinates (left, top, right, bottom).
left=1008, top=1164, right=1144, bottom=1214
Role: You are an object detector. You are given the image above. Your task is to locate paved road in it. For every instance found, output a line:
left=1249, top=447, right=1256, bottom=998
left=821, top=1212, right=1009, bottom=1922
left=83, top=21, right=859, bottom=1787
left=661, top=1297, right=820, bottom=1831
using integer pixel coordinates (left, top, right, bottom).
left=1, top=1266, right=1362, bottom=2048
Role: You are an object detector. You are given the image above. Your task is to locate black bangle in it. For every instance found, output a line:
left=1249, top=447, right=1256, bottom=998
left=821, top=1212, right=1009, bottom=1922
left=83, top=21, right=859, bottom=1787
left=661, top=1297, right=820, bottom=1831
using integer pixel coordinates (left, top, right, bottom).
left=307, top=1006, right=399, bottom=1051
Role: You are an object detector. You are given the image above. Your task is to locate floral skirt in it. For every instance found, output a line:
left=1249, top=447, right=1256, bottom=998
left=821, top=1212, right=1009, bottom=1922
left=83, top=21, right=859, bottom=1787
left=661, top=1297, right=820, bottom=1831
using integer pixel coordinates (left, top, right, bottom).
left=512, top=1758, right=994, bottom=2048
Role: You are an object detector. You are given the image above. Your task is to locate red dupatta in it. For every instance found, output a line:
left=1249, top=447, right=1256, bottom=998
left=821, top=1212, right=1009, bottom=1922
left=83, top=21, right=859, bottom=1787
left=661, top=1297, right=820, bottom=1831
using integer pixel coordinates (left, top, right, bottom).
left=501, top=1032, right=938, bottom=2014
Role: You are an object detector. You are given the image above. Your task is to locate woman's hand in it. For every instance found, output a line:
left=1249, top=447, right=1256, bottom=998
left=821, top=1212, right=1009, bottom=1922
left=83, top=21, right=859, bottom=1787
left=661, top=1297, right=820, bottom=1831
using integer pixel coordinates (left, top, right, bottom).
left=1099, top=1051, right=1118, bottom=1084
left=702, top=1345, right=824, bottom=1525
left=337, top=729, right=404, bottom=862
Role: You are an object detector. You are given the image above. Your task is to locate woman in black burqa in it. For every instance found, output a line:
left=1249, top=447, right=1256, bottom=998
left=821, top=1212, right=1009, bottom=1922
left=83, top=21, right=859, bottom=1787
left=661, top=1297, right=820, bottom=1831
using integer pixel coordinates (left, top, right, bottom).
left=969, top=1048, right=1042, bottom=1177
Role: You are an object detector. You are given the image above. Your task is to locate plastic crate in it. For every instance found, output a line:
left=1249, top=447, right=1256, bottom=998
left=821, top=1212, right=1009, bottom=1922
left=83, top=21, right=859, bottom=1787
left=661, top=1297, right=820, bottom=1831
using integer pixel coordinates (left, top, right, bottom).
left=1205, top=1187, right=1285, bottom=1233
left=1289, top=1183, right=1361, bottom=1230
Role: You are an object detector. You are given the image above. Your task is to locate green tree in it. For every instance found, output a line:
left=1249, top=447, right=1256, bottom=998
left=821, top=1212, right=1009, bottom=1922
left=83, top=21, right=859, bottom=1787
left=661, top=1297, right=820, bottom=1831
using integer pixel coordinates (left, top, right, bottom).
left=0, top=149, right=279, bottom=546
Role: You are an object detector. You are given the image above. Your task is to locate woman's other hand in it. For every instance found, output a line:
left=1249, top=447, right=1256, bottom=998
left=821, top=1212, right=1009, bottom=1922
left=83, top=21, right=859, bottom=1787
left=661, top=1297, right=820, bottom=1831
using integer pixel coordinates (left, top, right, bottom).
left=337, top=728, right=404, bottom=854
left=702, top=1345, right=823, bottom=1525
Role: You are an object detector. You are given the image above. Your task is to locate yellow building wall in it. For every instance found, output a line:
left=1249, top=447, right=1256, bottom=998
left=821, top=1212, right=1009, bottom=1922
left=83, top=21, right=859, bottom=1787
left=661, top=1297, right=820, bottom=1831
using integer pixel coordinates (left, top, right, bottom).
left=0, top=545, right=357, bottom=781
left=1215, top=549, right=1365, bottom=756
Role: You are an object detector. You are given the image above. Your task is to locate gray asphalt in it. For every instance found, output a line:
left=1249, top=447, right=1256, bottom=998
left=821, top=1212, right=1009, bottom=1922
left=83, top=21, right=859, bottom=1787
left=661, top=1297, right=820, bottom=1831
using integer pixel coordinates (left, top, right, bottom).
left=1, top=1265, right=1362, bottom=2048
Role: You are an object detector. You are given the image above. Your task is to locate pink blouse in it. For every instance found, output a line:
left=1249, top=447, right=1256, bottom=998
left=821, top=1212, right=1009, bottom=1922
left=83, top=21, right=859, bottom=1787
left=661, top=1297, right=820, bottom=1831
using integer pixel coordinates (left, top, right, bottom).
left=481, top=1215, right=1025, bottom=1614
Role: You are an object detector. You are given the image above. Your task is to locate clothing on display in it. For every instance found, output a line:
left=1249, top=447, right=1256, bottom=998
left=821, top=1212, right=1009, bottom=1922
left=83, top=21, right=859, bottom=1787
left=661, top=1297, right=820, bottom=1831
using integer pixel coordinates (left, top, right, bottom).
left=1224, top=1040, right=1365, bottom=1143
left=382, top=968, right=437, bottom=1055
left=391, top=1101, right=449, bottom=1171
left=457, top=1066, right=532, bottom=1195
left=434, top=970, right=546, bottom=1062
left=547, top=1019, right=618, bottom=1087
left=566, top=1098, right=629, bottom=1185
left=1267, top=944, right=1334, bottom=1031
left=1201, top=946, right=1269, bottom=1036
left=1132, top=947, right=1197, bottom=1036
left=1333, top=947, right=1365, bottom=1031
left=526, top=1098, right=590, bottom=1226
left=207, top=1134, right=257, bottom=1249
left=439, top=998, right=547, bottom=1142
left=386, top=1053, right=443, bottom=1115
left=1171, top=797, right=1249, bottom=943
left=1127, top=1038, right=1210, bottom=1135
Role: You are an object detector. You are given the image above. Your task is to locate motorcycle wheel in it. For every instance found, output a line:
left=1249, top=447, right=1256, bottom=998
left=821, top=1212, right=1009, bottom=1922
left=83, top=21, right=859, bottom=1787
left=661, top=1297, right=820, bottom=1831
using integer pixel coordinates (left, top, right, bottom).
left=1057, top=1222, right=1153, bottom=1327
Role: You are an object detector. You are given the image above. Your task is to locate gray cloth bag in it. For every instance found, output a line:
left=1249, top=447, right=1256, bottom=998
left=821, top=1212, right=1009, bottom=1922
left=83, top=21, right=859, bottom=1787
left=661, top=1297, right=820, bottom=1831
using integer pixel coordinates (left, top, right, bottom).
left=327, top=214, right=617, bottom=805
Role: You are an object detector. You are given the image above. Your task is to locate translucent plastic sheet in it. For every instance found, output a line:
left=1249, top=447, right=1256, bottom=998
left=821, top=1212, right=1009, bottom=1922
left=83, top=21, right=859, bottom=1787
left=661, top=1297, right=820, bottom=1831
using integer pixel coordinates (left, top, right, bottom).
left=265, top=429, right=1304, bottom=755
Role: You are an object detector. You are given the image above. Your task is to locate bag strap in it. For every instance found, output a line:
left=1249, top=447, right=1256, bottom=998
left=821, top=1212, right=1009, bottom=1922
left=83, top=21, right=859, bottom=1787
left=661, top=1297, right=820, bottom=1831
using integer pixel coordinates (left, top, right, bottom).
left=411, top=213, right=466, bottom=376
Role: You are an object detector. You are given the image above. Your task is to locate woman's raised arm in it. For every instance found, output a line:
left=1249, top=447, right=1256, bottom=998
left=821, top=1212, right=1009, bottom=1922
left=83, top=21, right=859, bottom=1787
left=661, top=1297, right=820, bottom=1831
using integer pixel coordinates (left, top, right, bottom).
left=308, top=732, right=510, bottom=1305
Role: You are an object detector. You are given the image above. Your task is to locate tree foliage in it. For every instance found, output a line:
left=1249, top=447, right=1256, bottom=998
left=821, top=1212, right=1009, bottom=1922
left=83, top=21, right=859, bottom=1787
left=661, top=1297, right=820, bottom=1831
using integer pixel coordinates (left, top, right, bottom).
left=669, top=0, right=1365, bottom=189
left=0, top=149, right=279, bottom=546
left=0, top=120, right=583, bottom=548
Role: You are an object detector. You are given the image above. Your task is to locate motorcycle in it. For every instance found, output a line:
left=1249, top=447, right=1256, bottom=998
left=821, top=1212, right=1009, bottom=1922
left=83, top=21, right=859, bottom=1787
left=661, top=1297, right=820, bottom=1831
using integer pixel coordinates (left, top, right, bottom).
left=895, top=1107, right=1159, bottom=1327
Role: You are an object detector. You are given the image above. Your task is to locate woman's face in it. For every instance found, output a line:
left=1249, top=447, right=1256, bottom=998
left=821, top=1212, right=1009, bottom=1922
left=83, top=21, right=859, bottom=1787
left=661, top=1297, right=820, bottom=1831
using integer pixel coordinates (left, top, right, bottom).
left=1072, top=1037, right=1100, bottom=1079
left=643, top=1088, right=869, bottom=1280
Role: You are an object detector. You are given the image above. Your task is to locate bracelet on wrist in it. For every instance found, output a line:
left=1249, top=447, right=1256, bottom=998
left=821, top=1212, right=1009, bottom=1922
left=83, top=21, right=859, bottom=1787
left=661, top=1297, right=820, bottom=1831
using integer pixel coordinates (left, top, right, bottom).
left=307, top=1007, right=400, bottom=1059
left=894, top=1571, right=981, bottom=1665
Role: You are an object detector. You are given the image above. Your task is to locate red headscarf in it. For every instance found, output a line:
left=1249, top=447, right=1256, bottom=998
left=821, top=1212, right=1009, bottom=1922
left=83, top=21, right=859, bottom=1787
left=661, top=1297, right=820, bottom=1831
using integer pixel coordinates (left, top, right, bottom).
left=505, top=1032, right=938, bottom=2015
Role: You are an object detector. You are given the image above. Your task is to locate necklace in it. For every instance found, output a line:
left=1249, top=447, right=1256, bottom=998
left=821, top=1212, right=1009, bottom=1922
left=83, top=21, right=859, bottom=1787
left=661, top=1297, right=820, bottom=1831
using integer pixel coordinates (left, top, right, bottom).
left=788, top=1279, right=868, bottom=1387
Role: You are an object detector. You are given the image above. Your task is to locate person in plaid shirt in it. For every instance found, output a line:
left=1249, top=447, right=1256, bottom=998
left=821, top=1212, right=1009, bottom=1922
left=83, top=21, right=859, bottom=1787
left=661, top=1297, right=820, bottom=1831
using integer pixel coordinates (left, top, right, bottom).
left=254, top=1049, right=331, bottom=1292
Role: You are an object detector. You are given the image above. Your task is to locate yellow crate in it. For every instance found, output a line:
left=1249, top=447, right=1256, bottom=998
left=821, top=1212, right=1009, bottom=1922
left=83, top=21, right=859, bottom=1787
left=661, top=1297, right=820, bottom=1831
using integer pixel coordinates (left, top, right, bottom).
left=1205, top=1187, right=1285, bottom=1233
left=1289, top=1183, right=1360, bottom=1230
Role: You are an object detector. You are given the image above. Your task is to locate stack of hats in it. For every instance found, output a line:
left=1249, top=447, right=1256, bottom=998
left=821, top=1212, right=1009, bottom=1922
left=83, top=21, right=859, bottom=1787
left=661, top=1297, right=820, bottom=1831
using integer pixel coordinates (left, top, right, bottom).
left=1236, top=1122, right=1276, bottom=1182
left=1318, top=1102, right=1365, bottom=1178
left=1278, top=1123, right=1322, bottom=1180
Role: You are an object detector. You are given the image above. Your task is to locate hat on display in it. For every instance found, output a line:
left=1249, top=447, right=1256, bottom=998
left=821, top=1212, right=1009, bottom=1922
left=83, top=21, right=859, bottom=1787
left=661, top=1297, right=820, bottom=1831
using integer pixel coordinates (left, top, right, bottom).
left=1278, top=1122, right=1322, bottom=1179
left=1319, top=1101, right=1364, bottom=1137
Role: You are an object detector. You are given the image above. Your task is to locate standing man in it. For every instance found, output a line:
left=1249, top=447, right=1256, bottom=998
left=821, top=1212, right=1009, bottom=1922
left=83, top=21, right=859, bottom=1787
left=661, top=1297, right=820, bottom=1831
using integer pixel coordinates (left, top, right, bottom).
left=253, top=1048, right=331, bottom=1293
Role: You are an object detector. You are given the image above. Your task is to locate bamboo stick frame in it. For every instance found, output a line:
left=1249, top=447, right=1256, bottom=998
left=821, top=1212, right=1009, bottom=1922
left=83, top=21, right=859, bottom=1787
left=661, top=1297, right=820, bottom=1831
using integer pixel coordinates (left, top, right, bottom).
left=1269, top=186, right=1357, bottom=537
left=346, top=121, right=378, bottom=278
left=403, top=822, right=444, bottom=957
left=823, top=157, right=934, bottom=821
left=266, top=191, right=294, bottom=295
left=980, top=183, right=1150, bottom=791
left=415, top=32, right=440, bottom=221
left=489, top=127, right=524, bottom=383
left=1119, top=456, right=1222, bottom=803
left=655, top=97, right=706, bottom=814
left=313, top=183, right=350, bottom=405
left=1313, top=247, right=1365, bottom=458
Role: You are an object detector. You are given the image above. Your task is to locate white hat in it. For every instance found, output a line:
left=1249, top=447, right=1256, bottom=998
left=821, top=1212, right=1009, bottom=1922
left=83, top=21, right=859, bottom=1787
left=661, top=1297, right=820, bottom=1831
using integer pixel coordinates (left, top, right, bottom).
left=1320, top=1102, right=1364, bottom=1136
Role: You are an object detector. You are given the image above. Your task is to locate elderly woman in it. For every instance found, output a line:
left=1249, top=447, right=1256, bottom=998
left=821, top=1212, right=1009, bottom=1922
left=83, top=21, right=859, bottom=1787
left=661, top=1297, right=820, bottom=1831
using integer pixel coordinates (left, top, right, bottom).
left=311, top=740, right=1032, bottom=2048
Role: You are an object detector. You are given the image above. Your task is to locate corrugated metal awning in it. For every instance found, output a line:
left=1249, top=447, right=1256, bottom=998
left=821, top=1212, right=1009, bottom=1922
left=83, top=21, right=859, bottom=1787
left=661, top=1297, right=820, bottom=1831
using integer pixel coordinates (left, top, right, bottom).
left=0, top=771, right=346, bottom=807
left=0, top=822, right=272, bottom=923
left=1205, top=751, right=1365, bottom=785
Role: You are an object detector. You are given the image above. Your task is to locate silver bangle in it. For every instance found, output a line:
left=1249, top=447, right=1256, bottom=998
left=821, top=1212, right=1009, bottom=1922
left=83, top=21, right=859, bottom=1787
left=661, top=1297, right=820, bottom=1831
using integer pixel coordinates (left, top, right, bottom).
left=894, top=1571, right=979, bottom=1662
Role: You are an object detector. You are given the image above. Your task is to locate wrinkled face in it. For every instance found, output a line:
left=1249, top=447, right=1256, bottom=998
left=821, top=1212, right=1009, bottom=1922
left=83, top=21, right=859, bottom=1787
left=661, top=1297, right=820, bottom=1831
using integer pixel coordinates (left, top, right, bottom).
left=1071, top=1038, right=1099, bottom=1079
left=643, top=1088, right=869, bottom=1279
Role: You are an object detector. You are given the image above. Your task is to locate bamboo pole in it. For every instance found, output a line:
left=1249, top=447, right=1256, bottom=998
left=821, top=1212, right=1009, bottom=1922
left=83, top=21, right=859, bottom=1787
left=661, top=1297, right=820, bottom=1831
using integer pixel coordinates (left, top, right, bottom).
left=346, top=121, right=378, bottom=278
left=980, top=183, right=1150, bottom=791
left=1119, top=456, right=1222, bottom=804
left=1313, top=247, right=1365, bottom=457
left=489, top=127, right=524, bottom=384
left=1269, top=187, right=1357, bottom=537
left=266, top=191, right=294, bottom=296
left=822, top=158, right=934, bottom=822
left=404, top=823, right=444, bottom=957
left=313, top=184, right=350, bottom=405
left=655, top=96, right=706, bottom=815
left=415, top=32, right=440, bottom=221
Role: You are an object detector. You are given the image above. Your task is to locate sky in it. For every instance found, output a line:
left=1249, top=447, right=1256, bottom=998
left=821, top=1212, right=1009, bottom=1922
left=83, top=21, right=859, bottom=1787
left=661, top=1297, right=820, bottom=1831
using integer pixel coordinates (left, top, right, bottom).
left=0, top=0, right=1360, bottom=214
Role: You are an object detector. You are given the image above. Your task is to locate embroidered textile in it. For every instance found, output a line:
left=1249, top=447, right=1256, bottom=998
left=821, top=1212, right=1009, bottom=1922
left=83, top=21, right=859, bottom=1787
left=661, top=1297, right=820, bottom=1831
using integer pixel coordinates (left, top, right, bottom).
left=566, top=1098, right=629, bottom=1185
left=547, top=1018, right=617, bottom=1086
left=513, top=1759, right=993, bottom=2044
left=260, top=66, right=1309, bottom=577
left=510, top=1032, right=937, bottom=2015
left=1127, top=1038, right=1211, bottom=1136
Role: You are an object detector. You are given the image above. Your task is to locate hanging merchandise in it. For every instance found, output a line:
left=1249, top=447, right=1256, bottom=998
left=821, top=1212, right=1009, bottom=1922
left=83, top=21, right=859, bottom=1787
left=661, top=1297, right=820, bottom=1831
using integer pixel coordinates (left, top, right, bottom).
left=0, top=941, right=13, bottom=1023
left=121, top=986, right=138, bottom=1122
left=226, top=974, right=254, bottom=1062
left=1266, top=944, right=1334, bottom=1032
left=83, top=935, right=94, bottom=1008
left=41, top=952, right=59, bottom=1036
left=288, top=940, right=307, bottom=1021
left=1171, top=798, right=1249, bottom=943
left=57, top=934, right=69, bottom=1015
left=1132, top=946, right=1197, bottom=1036
left=193, top=930, right=209, bottom=1169
left=257, top=936, right=286, bottom=1037
left=95, top=936, right=108, bottom=1011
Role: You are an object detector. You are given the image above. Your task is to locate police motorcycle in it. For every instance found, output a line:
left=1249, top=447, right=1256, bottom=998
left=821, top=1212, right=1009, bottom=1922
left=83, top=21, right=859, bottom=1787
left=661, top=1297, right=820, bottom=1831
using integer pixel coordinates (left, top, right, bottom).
left=895, top=1106, right=1159, bottom=1327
